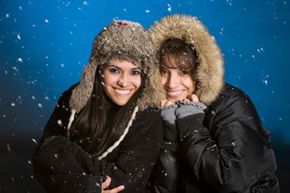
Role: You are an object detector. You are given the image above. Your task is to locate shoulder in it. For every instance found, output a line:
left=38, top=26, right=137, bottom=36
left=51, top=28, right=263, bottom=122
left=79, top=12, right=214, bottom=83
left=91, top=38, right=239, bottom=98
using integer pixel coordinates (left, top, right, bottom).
left=208, top=83, right=265, bottom=135
left=53, top=83, right=79, bottom=113
left=221, top=83, right=249, bottom=102
left=210, top=83, right=257, bottom=113
left=57, top=83, right=79, bottom=105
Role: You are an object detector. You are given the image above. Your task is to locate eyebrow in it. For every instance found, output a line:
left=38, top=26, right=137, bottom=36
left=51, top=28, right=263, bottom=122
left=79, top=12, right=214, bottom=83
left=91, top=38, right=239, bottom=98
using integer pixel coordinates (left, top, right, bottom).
left=131, top=67, right=141, bottom=71
left=107, top=64, right=141, bottom=70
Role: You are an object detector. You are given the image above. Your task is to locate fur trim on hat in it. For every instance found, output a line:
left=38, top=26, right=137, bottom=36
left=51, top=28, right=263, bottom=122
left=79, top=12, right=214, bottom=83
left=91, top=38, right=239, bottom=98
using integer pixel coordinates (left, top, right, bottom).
left=69, top=20, right=164, bottom=112
left=150, top=14, right=224, bottom=105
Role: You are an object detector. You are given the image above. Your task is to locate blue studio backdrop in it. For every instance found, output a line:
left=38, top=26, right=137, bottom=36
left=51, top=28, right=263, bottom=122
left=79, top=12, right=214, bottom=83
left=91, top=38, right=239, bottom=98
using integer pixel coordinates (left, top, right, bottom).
left=0, top=0, right=290, bottom=192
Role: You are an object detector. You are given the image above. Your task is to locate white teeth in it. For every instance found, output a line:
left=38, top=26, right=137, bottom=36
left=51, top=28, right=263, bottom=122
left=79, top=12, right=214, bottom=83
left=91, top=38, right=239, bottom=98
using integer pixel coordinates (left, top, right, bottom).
left=167, top=90, right=183, bottom=97
left=115, top=89, right=130, bottom=95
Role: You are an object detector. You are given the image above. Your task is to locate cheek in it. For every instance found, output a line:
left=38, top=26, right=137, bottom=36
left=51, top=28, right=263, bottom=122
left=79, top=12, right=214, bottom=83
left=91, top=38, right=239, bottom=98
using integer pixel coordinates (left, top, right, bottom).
left=160, top=76, right=168, bottom=86
left=103, top=73, right=120, bottom=85
left=132, top=76, right=142, bottom=89
left=183, top=78, right=195, bottom=92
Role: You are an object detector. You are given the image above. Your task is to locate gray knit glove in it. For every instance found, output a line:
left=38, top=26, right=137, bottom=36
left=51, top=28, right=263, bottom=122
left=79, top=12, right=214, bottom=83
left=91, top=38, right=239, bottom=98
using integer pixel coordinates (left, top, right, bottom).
left=175, top=101, right=207, bottom=119
left=175, top=101, right=207, bottom=141
left=161, top=104, right=178, bottom=144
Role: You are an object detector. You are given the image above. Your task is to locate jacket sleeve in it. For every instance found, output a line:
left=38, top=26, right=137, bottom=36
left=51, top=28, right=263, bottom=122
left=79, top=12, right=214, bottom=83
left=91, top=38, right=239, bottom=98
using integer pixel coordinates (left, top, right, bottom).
left=41, top=87, right=73, bottom=139
left=177, top=93, right=274, bottom=192
left=92, top=109, right=164, bottom=193
left=33, top=136, right=102, bottom=193
left=33, top=86, right=102, bottom=193
left=148, top=105, right=179, bottom=193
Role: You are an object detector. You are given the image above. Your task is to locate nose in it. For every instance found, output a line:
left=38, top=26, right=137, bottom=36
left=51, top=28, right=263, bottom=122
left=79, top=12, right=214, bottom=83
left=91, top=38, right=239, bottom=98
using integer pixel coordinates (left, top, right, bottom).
left=166, top=73, right=178, bottom=89
left=117, top=73, right=128, bottom=87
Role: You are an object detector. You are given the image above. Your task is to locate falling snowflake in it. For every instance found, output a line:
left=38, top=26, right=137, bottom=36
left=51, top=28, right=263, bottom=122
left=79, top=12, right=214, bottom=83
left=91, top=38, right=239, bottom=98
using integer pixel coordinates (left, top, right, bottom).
left=167, top=4, right=172, bottom=12
left=38, top=103, right=43, bottom=108
left=32, top=138, right=38, bottom=144
left=260, top=73, right=270, bottom=86
left=226, top=0, right=233, bottom=6
left=17, top=58, right=23, bottom=62
left=44, top=19, right=49, bottom=23
left=83, top=1, right=88, bottom=5
left=145, top=9, right=150, bottom=13
left=12, top=66, right=19, bottom=72
left=57, top=119, right=63, bottom=126
left=7, top=144, right=11, bottom=152
left=17, top=34, right=21, bottom=40
left=262, top=79, right=268, bottom=86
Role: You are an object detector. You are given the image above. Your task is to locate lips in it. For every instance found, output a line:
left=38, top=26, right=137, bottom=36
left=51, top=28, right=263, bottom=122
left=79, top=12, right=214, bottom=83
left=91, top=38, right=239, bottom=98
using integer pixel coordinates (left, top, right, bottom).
left=166, top=90, right=184, bottom=98
left=114, top=88, right=133, bottom=96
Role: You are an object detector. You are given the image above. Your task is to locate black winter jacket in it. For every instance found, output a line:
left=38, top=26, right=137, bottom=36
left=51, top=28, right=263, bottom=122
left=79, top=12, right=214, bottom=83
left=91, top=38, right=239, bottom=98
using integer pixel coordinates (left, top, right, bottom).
left=33, top=86, right=164, bottom=193
left=149, top=84, right=279, bottom=193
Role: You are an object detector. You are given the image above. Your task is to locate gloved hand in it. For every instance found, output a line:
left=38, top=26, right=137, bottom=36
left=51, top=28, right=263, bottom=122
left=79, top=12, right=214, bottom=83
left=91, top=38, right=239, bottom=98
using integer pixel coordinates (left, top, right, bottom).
left=161, top=104, right=178, bottom=143
left=175, top=101, right=207, bottom=141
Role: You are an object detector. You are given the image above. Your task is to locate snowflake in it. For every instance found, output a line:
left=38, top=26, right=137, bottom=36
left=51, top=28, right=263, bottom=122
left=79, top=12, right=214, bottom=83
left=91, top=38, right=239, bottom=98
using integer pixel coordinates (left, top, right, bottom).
left=17, top=58, right=23, bottom=62
left=32, top=138, right=38, bottom=144
left=167, top=4, right=172, bottom=12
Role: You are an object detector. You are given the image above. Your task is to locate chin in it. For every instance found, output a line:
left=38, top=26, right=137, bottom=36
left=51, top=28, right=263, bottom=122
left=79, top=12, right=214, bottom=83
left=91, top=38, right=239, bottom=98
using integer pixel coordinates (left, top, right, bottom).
left=114, top=99, right=130, bottom=106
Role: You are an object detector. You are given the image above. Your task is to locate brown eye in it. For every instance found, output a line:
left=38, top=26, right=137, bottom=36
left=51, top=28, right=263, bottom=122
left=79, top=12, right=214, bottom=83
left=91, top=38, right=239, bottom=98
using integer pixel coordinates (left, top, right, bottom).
left=160, top=68, right=168, bottom=75
left=131, top=69, right=141, bottom=76
left=179, top=69, right=189, bottom=75
left=108, top=67, right=120, bottom=74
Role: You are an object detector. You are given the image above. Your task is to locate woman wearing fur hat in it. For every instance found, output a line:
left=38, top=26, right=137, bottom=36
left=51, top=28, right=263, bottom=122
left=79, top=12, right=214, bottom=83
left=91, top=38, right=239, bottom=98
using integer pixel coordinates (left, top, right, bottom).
left=148, top=14, right=279, bottom=193
left=33, top=20, right=164, bottom=193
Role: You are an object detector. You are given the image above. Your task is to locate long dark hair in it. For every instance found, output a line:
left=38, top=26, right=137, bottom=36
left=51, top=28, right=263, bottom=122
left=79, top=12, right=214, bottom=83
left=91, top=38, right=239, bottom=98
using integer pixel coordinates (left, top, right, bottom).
left=69, top=61, right=146, bottom=156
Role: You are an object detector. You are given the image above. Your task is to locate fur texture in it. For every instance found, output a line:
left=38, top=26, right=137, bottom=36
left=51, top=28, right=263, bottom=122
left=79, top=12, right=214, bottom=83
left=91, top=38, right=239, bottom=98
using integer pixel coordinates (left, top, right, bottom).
left=69, top=20, right=164, bottom=112
left=150, top=14, right=224, bottom=105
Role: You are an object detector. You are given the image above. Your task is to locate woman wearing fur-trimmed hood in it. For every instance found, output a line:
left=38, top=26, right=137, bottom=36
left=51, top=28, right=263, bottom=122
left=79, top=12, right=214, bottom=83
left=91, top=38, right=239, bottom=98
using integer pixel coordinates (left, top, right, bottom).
left=33, top=20, right=164, bottom=193
left=149, top=14, right=279, bottom=193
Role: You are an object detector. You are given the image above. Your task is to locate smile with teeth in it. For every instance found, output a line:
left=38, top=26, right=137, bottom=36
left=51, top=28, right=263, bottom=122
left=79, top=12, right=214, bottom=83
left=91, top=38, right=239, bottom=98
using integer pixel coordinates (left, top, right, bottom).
left=167, top=90, right=184, bottom=98
left=114, top=88, right=132, bottom=96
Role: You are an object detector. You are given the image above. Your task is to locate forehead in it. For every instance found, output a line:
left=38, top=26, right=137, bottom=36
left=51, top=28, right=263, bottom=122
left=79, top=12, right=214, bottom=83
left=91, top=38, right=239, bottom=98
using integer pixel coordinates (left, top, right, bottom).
left=161, top=53, right=192, bottom=70
left=108, top=59, right=140, bottom=68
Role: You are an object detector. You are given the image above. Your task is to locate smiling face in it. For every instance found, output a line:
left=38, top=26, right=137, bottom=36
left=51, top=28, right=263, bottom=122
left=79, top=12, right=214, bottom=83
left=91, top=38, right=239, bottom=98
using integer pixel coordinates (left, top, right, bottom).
left=159, top=38, right=198, bottom=103
left=160, top=65, right=195, bottom=103
left=101, top=59, right=142, bottom=106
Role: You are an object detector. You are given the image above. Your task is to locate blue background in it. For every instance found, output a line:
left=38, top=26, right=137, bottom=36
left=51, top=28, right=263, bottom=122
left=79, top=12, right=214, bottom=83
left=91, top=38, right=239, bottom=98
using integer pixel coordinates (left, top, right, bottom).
left=0, top=0, right=289, bottom=192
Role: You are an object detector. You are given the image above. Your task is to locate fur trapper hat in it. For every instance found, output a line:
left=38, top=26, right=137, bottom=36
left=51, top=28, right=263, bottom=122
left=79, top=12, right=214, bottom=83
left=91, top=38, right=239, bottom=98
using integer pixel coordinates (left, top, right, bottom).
left=70, top=20, right=163, bottom=112
left=150, top=14, right=224, bottom=105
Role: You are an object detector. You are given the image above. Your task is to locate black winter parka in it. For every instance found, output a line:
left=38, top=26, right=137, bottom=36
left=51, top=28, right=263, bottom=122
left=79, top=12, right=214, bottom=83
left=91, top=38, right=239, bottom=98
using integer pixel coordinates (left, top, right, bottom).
left=33, top=87, right=163, bottom=193
left=149, top=14, right=279, bottom=193
left=149, top=84, right=279, bottom=193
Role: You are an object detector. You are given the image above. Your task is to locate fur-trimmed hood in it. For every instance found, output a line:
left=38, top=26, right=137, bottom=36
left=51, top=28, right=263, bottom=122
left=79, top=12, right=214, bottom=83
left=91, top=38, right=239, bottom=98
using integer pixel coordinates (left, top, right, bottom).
left=150, top=14, right=224, bottom=105
left=69, top=20, right=163, bottom=112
